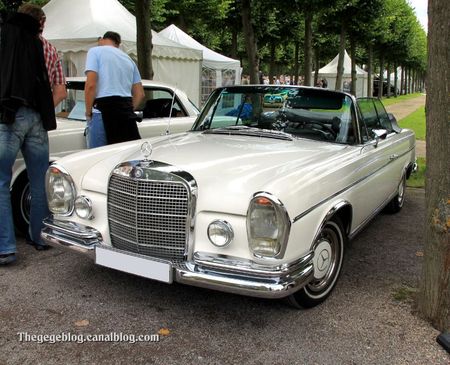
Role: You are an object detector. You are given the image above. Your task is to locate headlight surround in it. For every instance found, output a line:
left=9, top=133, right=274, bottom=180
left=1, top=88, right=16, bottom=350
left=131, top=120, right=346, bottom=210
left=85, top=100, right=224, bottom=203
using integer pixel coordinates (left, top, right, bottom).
left=208, top=220, right=234, bottom=247
left=246, top=192, right=290, bottom=258
left=45, top=165, right=76, bottom=215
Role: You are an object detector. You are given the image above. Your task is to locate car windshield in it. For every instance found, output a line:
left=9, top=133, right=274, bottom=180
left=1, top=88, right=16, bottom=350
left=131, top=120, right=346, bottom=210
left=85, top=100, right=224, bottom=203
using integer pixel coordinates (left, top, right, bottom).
left=192, top=86, right=356, bottom=144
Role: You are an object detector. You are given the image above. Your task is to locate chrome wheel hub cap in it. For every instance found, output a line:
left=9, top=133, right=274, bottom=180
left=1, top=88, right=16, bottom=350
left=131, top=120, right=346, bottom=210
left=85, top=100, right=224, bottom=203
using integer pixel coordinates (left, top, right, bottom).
left=313, top=240, right=332, bottom=280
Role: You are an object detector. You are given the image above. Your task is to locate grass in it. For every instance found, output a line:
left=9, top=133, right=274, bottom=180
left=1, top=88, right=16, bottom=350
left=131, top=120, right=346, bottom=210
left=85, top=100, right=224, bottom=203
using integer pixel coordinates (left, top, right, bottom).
left=392, top=285, right=418, bottom=302
left=381, top=92, right=423, bottom=106
left=407, top=157, right=425, bottom=188
left=399, top=106, right=426, bottom=140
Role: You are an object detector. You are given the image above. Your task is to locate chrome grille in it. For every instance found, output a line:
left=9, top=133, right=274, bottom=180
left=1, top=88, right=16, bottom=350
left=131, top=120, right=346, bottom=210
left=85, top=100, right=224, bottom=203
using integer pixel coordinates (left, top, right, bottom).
left=108, top=174, right=189, bottom=262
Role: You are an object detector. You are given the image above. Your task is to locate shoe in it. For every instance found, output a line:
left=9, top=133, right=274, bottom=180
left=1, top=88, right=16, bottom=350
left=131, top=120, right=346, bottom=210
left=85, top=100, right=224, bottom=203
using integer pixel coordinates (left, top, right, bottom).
left=25, top=235, right=52, bottom=251
left=0, top=253, right=16, bottom=265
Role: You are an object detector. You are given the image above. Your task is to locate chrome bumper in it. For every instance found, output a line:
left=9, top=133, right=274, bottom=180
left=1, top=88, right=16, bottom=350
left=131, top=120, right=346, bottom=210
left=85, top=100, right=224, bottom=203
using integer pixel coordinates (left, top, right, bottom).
left=41, top=218, right=314, bottom=299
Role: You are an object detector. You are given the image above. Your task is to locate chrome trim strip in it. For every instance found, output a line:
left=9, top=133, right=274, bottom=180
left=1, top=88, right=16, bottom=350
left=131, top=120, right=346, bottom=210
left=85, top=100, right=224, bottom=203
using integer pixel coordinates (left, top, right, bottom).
left=292, top=146, right=414, bottom=223
left=41, top=217, right=102, bottom=257
left=193, top=251, right=314, bottom=277
left=176, top=263, right=313, bottom=299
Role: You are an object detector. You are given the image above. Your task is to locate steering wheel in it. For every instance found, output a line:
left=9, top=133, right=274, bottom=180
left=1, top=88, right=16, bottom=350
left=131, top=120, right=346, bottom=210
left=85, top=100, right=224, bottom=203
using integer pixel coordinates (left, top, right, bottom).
left=310, top=123, right=337, bottom=139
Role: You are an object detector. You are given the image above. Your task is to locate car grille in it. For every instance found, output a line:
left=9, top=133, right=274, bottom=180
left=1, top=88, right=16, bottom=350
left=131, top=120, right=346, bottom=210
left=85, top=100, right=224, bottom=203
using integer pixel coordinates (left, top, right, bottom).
left=108, top=174, right=189, bottom=262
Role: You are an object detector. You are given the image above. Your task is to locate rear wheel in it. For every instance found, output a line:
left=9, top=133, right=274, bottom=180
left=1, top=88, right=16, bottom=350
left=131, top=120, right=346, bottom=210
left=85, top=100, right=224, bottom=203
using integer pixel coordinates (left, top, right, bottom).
left=287, top=217, right=346, bottom=308
left=11, top=173, right=31, bottom=236
left=384, top=174, right=406, bottom=214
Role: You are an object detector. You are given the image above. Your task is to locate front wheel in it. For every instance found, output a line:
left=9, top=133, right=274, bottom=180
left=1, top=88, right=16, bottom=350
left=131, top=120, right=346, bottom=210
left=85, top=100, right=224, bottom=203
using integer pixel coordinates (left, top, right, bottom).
left=287, top=217, right=346, bottom=308
left=11, top=173, right=31, bottom=236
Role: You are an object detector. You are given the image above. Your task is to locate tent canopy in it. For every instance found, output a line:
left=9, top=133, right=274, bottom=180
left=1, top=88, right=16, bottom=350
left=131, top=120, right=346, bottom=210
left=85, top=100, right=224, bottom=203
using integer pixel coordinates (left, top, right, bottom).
left=318, top=50, right=367, bottom=76
left=43, top=0, right=201, bottom=60
left=159, top=24, right=240, bottom=70
left=159, top=24, right=241, bottom=104
left=314, top=50, right=369, bottom=97
left=42, top=0, right=203, bottom=105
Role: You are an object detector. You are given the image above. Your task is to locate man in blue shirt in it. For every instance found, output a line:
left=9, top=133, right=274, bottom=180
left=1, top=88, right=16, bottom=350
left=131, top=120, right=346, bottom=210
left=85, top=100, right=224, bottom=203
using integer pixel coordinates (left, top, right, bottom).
left=84, top=31, right=145, bottom=147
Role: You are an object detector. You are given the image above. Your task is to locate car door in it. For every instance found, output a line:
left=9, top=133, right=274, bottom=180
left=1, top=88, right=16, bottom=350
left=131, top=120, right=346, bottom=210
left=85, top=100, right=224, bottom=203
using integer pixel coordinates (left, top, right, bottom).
left=350, top=98, right=400, bottom=228
left=138, top=87, right=197, bottom=136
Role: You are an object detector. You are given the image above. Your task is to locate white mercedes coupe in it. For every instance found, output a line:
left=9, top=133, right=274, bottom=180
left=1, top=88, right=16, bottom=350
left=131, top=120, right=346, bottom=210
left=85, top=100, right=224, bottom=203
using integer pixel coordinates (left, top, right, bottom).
left=41, top=85, right=416, bottom=307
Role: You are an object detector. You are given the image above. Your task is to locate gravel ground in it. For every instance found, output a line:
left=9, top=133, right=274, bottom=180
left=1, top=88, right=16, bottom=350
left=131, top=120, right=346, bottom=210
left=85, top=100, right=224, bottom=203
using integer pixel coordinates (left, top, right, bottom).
left=0, top=188, right=449, bottom=364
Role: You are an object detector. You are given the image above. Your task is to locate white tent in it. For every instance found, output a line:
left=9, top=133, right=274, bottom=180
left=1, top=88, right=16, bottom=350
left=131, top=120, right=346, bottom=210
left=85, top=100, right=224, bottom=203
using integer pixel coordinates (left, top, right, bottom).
left=43, top=0, right=203, bottom=105
left=314, top=50, right=369, bottom=97
left=159, top=24, right=241, bottom=104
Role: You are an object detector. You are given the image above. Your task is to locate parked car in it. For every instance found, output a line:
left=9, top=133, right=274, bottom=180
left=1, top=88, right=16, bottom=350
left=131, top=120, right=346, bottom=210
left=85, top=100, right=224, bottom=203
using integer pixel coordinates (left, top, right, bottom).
left=11, top=77, right=199, bottom=234
left=41, top=85, right=415, bottom=308
left=373, top=78, right=399, bottom=96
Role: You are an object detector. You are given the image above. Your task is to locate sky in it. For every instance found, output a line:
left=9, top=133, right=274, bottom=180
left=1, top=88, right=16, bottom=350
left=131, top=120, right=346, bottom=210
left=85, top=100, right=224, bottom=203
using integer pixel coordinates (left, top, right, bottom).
left=408, top=0, right=428, bottom=32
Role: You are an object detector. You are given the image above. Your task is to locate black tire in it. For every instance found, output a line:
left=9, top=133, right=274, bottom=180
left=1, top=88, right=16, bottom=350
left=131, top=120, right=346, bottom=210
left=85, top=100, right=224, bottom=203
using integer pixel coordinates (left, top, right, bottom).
left=11, top=173, right=31, bottom=236
left=384, top=174, right=406, bottom=214
left=287, top=217, right=346, bottom=308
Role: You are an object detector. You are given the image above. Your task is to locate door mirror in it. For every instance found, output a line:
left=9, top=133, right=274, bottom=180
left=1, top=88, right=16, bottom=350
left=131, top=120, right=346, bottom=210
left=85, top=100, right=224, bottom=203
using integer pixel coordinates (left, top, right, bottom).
left=372, top=128, right=388, bottom=140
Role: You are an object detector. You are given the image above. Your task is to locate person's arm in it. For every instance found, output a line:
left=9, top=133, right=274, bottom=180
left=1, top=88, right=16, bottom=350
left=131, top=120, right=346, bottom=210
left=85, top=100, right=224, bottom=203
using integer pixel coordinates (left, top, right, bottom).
left=52, top=84, right=67, bottom=107
left=84, top=71, right=97, bottom=119
left=131, top=82, right=145, bottom=110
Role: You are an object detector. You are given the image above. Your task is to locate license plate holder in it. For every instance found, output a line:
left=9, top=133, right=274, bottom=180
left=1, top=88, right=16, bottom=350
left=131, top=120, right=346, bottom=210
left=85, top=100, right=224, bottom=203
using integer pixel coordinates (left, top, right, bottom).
left=95, top=245, right=172, bottom=283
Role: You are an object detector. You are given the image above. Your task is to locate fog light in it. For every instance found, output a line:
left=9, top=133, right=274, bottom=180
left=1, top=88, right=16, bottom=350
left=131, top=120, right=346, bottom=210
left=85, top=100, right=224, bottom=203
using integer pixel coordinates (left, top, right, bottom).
left=75, top=196, right=94, bottom=220
left=207, top=220, right=233, bottom=247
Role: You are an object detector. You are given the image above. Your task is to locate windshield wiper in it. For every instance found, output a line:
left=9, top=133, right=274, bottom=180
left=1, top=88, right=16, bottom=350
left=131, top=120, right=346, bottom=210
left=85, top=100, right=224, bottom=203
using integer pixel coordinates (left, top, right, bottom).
left=203, top=126, right=293, bottom=141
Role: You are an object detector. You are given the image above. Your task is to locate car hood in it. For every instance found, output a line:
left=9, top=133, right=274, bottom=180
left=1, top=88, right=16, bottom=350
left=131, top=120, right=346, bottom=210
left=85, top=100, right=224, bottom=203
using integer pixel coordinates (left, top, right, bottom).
left=65, top=131, right=355, bottom=215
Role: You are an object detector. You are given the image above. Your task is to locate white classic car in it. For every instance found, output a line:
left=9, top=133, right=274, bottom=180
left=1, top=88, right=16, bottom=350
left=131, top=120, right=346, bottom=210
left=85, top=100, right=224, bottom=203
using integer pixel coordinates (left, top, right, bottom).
left=41, top=85, right=416, bottom=307
left=11, top=77, right=199, bottom=234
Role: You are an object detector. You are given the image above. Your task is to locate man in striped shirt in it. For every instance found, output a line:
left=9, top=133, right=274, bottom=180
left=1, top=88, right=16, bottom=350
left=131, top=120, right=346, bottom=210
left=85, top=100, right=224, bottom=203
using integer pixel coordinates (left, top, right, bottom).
left=37, top=6, right=67, bottom=106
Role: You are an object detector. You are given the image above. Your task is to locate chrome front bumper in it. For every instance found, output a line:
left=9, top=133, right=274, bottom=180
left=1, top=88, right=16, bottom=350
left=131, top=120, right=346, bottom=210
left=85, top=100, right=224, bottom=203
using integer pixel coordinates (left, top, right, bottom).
left=41, top=218, right=314, bottom=299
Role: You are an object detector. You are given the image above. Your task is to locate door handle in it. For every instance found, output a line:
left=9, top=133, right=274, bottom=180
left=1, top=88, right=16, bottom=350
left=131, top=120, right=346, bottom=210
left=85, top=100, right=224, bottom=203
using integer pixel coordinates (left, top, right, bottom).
left=389, top=154, right=399, bottom=160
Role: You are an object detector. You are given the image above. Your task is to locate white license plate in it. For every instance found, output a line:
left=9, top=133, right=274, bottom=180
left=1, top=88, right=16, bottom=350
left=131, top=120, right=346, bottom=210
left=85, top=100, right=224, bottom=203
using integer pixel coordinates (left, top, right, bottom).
left=95, top=246, right=172, bottom=283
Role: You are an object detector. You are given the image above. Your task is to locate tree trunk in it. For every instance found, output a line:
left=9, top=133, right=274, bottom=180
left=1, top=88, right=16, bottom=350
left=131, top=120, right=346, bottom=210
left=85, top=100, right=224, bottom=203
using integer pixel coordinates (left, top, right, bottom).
left=294, top=41, right=300, bottom=85
left=408, top=67, right=412, bottom=94
left=269, top=42, right=276, bottom=84
left=400, top=65, right=405, bottom=95
left=350, top=39, right=357, bottom=96
left=367, top=44, right=373, bottom=97
left=135, top=0, right=153, bottom=79
left=314, top=48, right=319, bottom=87
left=303, top=11, right=313, bottom=86
left=230, top=26, right=238, bottom=59
left=386, top=62, right=391, bottom=98
left=394, top=64, right=398, bottom=97
left=335, top=22, right=346, bottom=91
left=378, top=52, right=384, bottom=98
left=417, top=0, right=450, bottom=332
left=241, top=0, right=259, bottom=83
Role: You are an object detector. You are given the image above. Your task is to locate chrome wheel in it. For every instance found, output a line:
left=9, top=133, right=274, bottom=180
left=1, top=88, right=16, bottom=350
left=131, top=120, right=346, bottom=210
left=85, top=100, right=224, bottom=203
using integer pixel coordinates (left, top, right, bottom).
left=287, top=217, right=346, bottom=308
left=385, top=174, right=406, bottom=214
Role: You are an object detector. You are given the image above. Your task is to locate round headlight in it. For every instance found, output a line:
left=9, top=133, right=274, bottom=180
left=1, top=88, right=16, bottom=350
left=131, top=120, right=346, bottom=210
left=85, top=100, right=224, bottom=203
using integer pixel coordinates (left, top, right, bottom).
left=246, top=193, right=290, bottom=258
left=207, top=220, right=234, bottom=247
left=75, top=196, right=94, bottom=220
left=46, top=166, right=76, bottom=215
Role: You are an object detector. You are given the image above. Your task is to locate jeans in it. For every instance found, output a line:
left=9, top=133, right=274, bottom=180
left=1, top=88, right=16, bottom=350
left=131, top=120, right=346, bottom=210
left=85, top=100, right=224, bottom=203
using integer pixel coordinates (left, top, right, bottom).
left=86, top=112, right=107, bottom=148
left=0, top=107, right=49, bottom=254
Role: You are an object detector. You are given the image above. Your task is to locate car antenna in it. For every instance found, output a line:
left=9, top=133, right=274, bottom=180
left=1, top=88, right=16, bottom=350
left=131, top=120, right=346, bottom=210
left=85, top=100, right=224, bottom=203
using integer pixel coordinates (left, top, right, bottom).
left=165, top=91, right=177, bottom=135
